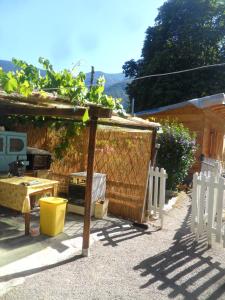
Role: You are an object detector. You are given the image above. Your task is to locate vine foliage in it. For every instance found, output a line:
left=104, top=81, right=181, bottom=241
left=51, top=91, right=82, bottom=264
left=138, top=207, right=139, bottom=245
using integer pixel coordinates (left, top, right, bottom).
left=0, top=57, right=123, bottom=112
left=0, top=57, right=124, bottom=157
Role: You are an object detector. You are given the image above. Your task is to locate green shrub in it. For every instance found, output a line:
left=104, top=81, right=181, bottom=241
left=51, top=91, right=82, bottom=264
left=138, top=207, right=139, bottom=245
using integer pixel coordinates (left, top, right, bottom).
left=156, top=121, right=197, bottom=191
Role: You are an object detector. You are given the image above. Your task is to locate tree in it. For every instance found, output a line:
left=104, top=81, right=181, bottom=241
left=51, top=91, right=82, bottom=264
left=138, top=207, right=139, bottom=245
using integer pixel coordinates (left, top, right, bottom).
left=123, top=0, right=225, bottom=112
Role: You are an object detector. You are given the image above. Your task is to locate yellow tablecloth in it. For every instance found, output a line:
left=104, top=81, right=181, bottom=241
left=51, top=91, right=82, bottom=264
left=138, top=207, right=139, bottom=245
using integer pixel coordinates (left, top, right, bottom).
left=0, top=176, right=58, bottom=213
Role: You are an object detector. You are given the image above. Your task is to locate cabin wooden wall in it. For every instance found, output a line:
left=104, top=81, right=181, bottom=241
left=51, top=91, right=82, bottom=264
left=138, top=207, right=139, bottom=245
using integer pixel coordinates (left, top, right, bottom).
left=202, top=109, right=225, bottom=161
left=141, top=104, right=225, bottom=173
left=141, top=105, right=205, bottom=173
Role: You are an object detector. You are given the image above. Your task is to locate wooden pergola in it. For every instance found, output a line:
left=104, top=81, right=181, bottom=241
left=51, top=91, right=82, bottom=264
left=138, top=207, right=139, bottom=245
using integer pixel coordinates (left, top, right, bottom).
left=0, top=91, right=159, bottom=256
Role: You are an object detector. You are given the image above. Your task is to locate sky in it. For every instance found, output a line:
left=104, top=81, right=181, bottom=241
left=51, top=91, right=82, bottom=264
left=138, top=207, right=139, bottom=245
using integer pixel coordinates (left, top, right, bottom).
left=0, top=0, right=166, bottom=74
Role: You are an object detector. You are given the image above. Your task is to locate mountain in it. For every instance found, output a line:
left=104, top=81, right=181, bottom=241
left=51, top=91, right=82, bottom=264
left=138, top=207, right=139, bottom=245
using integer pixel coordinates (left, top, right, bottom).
left=0, top=59, right=46, bottom=76
left=0, top=60, right=18, bottom=72
left=0, top=60, right=129, bottom=109
left=85, top=71, right=125, bottom=88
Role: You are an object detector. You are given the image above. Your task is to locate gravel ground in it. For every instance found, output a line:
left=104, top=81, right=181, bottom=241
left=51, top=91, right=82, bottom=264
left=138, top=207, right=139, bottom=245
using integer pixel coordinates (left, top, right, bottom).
left=2, top=194, right=225, bottom=300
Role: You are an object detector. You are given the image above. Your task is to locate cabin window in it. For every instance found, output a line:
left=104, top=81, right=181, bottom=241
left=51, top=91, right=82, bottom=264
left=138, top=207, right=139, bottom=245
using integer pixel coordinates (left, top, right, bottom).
left=9, top=138, right=24, bottom=152
left=0, top=138, right=3, bottom=152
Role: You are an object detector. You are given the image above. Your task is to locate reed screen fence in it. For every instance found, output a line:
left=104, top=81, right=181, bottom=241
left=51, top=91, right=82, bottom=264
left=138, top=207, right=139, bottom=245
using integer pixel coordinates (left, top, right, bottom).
left=13, top=124, right=153, bottom=222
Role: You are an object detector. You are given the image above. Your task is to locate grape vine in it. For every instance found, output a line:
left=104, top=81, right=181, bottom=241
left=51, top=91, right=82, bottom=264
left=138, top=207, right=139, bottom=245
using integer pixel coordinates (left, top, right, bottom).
left=0, top=57, right=125, bottom=157
left=0, top=57, right=124, bottom=112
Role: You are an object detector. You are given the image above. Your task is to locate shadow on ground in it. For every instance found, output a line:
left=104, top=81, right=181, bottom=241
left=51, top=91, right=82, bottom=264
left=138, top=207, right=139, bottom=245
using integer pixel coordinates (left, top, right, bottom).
left=96, top=221, right=153, bottom=247
left=0, top=205, right=154, bottom=283
left=134, top=207, right=225, bottom=300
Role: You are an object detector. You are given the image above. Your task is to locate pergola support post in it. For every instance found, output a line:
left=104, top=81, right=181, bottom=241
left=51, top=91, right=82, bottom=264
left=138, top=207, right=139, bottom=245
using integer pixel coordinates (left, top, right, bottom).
left=150, top=128, right=157, bottom=167
left=82, top=115, right=98, bottom=257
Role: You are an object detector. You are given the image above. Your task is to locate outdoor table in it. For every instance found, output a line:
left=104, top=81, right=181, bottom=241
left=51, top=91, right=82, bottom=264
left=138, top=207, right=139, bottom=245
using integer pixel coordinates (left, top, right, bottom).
left=0, top=176, right=58, bottom=235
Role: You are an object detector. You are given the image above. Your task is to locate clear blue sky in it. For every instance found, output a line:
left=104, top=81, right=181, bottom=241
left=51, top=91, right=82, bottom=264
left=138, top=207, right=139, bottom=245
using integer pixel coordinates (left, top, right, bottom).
left=0, top=0, right=165, bottom=73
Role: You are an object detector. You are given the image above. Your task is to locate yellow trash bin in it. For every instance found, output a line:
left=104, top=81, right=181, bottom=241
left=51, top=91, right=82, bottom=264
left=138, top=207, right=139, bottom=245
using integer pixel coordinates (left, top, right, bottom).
left=39, top=197, right=68, bottom=236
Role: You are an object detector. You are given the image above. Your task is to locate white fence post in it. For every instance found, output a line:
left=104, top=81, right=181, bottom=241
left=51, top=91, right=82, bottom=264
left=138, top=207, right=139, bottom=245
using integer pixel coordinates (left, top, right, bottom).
left=207, top=172, right=216, bottom=247
left=153, top=167, right=159, bottom=217
left=215, top=177, right=224, bottom=243
left=198, top=173, right=206, bottom=235
left=148, top=166, right=167, bottom=229
left=148, top=166, right=154, bottom=217
left=191, top=173, right=198, bottom=234
left=159, top=168, right=166, bottom=228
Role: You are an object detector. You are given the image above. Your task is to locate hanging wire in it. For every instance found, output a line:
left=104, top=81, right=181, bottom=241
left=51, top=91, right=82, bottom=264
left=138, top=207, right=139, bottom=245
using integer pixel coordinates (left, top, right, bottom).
left=37, top=61, right=225, bottom=92
left=132, top=62, right=225, bottom=81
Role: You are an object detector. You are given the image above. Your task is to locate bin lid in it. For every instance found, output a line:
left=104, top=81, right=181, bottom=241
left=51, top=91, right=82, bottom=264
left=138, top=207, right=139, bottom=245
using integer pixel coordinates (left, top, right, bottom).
left=39, top=197, right=68, bottom=205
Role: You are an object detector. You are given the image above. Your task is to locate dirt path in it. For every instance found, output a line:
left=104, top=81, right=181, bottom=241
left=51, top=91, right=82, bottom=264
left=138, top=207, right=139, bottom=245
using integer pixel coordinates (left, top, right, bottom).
left=2, top=194, right=225, bottom=300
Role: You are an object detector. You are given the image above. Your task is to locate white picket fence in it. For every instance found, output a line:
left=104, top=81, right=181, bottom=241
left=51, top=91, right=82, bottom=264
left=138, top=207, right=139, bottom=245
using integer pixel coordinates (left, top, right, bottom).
left=147, top=166, right=167, bottom=228
left=191, top=171, right=225, bottom=247
left=201, top=157, right=222, bottom=175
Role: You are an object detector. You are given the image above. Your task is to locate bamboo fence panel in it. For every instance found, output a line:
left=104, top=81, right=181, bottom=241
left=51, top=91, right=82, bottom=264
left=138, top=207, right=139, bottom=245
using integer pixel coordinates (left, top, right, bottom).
left=93, top=129, right=152, bottom=221
left=12, top=124, right=152, bottom=222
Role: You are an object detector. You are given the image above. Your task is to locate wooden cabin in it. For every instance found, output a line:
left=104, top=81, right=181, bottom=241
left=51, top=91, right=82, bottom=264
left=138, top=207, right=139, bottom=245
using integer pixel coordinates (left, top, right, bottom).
left=136, top=93, right=225, bottom=173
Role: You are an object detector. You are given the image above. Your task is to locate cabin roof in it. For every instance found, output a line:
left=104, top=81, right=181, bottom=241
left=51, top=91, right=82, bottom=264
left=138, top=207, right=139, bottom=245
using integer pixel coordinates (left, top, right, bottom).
left=136, top=93, right=225, bottom=117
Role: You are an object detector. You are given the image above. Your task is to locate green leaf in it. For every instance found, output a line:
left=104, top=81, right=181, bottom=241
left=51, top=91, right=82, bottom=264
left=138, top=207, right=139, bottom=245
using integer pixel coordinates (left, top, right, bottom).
left=19, top=80, right=32, bottom=97
left=39, top=90, right=48, bottom=98
left=82, top=109, right=89, bottom=123
left=4, top=74, right=18, bottom=93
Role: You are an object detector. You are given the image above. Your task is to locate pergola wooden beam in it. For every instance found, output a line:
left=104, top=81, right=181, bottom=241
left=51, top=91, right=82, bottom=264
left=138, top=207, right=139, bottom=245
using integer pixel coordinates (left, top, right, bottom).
left=0, top=99, right=112, bottom=119
left=0, top=104, right=86, bottom=118
left=97, top=118, right=159, bottom=130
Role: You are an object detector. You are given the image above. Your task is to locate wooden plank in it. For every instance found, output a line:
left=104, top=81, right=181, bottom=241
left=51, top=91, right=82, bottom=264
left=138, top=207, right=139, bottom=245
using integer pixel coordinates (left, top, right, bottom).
left=0, top=101, right=86, bottom=118
left=0, top=98, right=158, bottom=130
left=82, top=116, right=98, bottom=257
left=0, top=102, right=113, bottom=119
left=88, top=105, right=112, bottom=118
left=98, top=119, right=158, bottom=130
left=24, top=212, right=30, bottom=236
